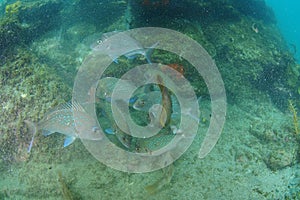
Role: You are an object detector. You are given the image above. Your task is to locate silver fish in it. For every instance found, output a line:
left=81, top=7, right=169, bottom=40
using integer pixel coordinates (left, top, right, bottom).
left=25, top=101, right=102, bottom=152
left=91, top=31, right=157, bottom=63
left=96, top=77, right=138, bottom=104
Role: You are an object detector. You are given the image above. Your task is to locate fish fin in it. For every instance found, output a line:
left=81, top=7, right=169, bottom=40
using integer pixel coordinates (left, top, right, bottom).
left=129, top=96, right=137, bottom=104
left=44, top=101, right=85, bottom=116
left=42, top=129, right=55, bottom=136
left=145, top=51, right=152, bottom=64
left=43, top=102, right=72, bottom=116
left=105, top=128, right=114, bottom=135
left=64, top=136, right=76, bottom=147
left=24, top=120, right=37, bottom=153
left=113, top=58, right=119, bottom=63
left=71, top=100, right=86, bottom=112
left=145, top=42, right=159, bottom=64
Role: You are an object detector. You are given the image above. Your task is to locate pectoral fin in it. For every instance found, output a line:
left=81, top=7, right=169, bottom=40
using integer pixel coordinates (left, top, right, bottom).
left=105, top=128, right=114, bottom=135
left=64, top=136, right=76, bottom=147
left=24, top=120, right=37, bottom=153
left=113, top=58, right=119, bottom=63
left=145, top=42, right=159, bottom=64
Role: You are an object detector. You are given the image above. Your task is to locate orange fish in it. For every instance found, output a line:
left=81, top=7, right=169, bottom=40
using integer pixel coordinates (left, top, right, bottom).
left=167, top=63, right=184, bottom=75
left=161, top=63, right=184, bottom=80
left=157, top=74, right=172, bottom=128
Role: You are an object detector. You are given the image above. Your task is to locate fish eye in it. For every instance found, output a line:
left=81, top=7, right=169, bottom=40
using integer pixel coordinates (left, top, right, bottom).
left=97, top=40, right=103, bottom=45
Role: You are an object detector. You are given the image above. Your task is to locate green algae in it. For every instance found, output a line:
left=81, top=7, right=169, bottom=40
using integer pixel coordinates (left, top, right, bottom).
left=5, top=1, right=21, bottom=17
left=0, top=47, right=71, bottom=166
left=0, top=0, right=63, bottom=55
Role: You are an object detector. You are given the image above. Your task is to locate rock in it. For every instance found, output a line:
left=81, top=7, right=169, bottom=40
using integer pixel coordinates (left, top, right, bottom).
left=265, top=147, right=297, bottom=171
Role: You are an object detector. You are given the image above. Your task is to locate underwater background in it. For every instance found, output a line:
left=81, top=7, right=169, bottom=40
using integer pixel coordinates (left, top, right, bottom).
left=265, top=0, right=300, bottom=63
left=0, top=0, right=300, bottom=199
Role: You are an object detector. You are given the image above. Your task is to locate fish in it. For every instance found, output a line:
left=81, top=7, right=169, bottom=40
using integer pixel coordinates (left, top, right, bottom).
left=95, top=77, right=138, bottom=104
left=164, top=63, right=184, bottom=79
left=91, top=31, right=158, bottom=63
left=86, top=77, right=138, bottom=106
left=133, top=90, right=162, bottom=111
left=94, top=77, right=138, bottom=127
left=133, top=90, right=180, bottom=115
left=156, top=74, right=172, bottom=128
left=133, top=90, right=201, bottom=125
left=25, top=121, right=36, bottom=153
left=25, top=101, right=102, bottom=152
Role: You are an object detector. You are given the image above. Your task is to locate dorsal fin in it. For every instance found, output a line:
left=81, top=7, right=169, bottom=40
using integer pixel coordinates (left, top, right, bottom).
left=71, top=100, right=85, bottom=112
left=45, top=100, right=86, bottom=115
left=43, top=101, right=73, bottom=117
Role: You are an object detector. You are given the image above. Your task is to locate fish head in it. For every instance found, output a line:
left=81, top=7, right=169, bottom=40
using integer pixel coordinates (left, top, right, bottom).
left=91, top=31, right=142, bottom=62
left=73, top=109, right=103, bottom=141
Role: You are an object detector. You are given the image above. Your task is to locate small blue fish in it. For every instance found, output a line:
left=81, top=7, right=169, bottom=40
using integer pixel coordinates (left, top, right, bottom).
left=104, top=128, right=114, bottom=135
left=25, top=101, right=102, bottom=152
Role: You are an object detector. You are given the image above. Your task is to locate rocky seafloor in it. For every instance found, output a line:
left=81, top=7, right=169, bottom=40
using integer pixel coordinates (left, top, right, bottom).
left=0, top=0, right=300, bottom=199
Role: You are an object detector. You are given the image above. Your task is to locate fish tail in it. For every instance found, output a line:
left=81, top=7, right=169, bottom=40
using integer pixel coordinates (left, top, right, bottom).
left=24, top=120, right=37, bottom=153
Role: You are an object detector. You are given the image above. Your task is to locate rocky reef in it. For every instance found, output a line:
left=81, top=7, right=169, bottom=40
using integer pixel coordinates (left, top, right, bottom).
left=0, top=0, right=63, bottom=55
left=0, top=0, right=300, bottom=199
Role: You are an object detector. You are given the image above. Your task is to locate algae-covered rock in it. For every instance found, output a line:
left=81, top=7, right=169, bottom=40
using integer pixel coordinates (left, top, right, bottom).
left=0, top=17, right=25, bottom=55
left=265, top=147, right=297, bottom=171
left=18, top=0, right=63, bottom=39
left=5, top=0, right=21, bottom=17
left=65, top=23, right=96, bottom=43
left=249, top=110, right=299, bottom=171
left=0, top=48, right=71, bottom=166
left=0, top=0, right=63, bottom=55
